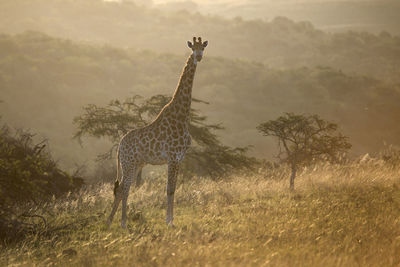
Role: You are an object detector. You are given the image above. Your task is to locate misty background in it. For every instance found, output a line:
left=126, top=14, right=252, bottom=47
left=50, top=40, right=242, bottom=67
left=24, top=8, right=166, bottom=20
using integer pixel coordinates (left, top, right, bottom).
left=1, top=0, right=399, bottom=174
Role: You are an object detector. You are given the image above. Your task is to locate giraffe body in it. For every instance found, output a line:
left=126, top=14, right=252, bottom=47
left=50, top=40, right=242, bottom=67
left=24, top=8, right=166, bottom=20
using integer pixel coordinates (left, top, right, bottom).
left=107, top=37, right=208, bottom=228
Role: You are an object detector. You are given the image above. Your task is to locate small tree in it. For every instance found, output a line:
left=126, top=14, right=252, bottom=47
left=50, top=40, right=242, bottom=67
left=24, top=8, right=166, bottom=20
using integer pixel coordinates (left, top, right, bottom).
left=73, top=94, right=256, bottom=183
left=257, top=113, right=351, bottom=190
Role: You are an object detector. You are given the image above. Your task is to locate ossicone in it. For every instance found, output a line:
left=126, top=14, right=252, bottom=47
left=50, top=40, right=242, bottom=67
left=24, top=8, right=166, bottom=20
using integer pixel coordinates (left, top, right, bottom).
left=187, top=37, right=208, bottom=48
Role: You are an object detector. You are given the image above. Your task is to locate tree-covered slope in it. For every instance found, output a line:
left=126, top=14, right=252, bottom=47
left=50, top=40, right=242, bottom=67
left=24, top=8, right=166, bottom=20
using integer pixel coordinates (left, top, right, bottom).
left=0, top=0, right=399, bottom=82
left=180, top=0, right=400, bottom=34
left=1, top=32, right=399, bottom=167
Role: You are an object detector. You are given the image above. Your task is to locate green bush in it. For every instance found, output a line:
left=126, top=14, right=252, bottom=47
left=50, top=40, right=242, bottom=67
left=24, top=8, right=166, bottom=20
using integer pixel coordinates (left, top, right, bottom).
left=0, top=125, right=84, bottom=242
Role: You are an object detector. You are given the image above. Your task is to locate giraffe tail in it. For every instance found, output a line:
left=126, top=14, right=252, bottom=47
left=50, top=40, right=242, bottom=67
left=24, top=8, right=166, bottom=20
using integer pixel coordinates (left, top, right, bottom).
left=113, top=147, right=121, bottom=197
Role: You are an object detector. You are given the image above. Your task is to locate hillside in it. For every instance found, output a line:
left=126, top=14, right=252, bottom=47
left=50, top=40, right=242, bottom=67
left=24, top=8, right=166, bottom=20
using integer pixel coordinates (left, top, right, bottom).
left=1, top=32, right=400, bottom=170
left=1, top=160, right=400, bottom=265
left=0, top=0, right=399, bottom=82
left=171, top=0, right=400, bottom=34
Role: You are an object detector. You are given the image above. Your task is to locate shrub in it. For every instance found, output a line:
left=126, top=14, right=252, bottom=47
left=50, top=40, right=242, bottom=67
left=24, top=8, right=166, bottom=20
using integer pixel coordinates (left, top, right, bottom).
left=0, top=125, right=84, bottom=242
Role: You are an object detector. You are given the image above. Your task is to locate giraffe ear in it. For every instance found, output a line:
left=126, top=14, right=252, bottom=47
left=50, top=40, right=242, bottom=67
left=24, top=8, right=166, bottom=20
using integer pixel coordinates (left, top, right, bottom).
left=202, top=41, right=208, bottom=48
left=187, top=41, right=193, bottom=48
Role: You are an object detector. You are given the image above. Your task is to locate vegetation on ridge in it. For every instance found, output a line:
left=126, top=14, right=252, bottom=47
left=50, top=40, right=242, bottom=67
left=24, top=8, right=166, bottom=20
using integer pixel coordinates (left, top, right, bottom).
left=0, top=0, right=399, bottom=81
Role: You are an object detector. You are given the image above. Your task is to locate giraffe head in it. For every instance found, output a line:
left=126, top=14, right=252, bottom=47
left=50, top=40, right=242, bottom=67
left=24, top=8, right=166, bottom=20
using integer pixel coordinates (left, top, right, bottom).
left=187, top=37, right=208, bottom=65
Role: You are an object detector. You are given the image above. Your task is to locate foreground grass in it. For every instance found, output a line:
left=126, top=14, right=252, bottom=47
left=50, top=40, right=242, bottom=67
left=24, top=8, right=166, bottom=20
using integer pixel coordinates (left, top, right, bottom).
left=1, top=160, right=400, bottom=266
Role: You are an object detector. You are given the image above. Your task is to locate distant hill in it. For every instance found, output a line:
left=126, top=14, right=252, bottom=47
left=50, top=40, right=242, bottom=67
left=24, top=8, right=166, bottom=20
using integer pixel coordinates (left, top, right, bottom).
left=0, top=0, right=399, bottom=82
left=1, top=32, right=400, bottom=169
left=178, top=0, right=400, bottom=34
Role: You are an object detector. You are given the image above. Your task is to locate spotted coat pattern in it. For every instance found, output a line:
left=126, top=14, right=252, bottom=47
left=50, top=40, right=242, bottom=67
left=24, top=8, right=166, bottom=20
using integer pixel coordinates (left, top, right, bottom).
left=107, top=37, right=208, bottom=228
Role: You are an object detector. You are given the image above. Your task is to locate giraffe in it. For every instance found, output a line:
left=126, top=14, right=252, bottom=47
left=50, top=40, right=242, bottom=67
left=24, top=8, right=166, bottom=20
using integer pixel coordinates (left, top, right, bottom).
left=107, top=37, right=208, bottom=228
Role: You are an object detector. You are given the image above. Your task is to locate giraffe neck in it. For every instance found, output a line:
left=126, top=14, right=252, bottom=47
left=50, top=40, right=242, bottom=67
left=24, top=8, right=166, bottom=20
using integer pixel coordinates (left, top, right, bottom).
left=169, top=55, right=197, bottom=119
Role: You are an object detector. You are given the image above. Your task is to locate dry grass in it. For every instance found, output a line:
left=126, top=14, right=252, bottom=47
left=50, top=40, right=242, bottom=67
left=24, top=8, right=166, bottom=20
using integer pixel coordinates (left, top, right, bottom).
left=1, top=159, right=400, bottom=266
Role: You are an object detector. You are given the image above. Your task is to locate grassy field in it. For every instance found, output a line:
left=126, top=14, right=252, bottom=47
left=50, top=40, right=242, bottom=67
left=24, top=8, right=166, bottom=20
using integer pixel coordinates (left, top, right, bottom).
left=1, top=159, right=400, bottom=266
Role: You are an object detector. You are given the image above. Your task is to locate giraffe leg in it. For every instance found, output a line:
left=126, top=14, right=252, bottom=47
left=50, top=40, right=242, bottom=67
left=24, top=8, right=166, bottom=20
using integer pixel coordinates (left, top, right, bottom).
left=121, top=167, right=138, bottom=229
left=135, top=167, right=143, bottom=188
left=107, top=181, right=123, bottom=227
left=166, top=161, right=179, bottom=226
left=107, top=146, right=123, bottom=227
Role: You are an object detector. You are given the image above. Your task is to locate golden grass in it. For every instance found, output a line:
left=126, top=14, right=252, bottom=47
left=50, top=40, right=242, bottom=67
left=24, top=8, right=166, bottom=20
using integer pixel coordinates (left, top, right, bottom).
left=1, top=159, right=400, bottom=266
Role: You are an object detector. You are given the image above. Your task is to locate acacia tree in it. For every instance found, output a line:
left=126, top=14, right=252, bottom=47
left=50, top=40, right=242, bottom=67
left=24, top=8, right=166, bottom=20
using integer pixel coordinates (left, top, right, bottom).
left=257, top=113, right=351, bottom=190
left=73, top=94, right=256, bottom=184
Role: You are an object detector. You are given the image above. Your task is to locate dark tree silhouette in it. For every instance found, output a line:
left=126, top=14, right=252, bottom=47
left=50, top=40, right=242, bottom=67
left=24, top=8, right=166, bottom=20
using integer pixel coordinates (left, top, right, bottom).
left=73, top=94, right=256, bottom=183
left=257, top=113, right=351, bottom=190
